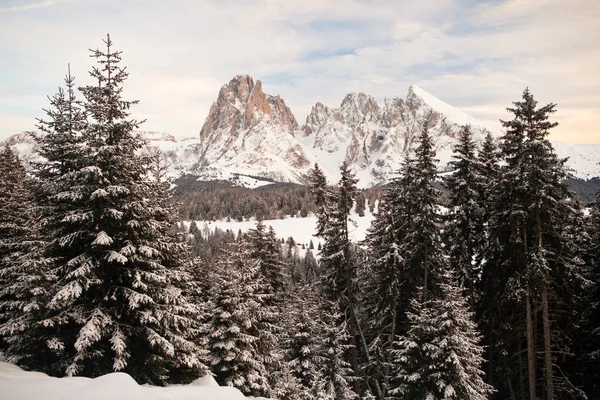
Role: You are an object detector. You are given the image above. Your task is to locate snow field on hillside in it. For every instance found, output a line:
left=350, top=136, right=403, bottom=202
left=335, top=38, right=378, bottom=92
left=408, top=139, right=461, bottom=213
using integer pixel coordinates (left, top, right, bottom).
left=187, top=202, right=378, bottom=251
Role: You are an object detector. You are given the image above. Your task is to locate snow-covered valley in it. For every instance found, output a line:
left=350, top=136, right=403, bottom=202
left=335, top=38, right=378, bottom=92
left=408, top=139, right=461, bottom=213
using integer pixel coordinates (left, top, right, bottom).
left=189, top=201, right=377, bottom=253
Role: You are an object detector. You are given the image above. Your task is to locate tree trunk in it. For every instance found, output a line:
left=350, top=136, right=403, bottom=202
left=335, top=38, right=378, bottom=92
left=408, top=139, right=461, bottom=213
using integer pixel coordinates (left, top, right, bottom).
left=348, top=302, right=382, bottom=399
left=518, top=336, right=525, bottom=400
left=536, top=201, right=554, bottom=400
left=422, top=242, right=428, bottom=304
left=381, top=294, right=397, bottom=399
left=348, top=318, right=361, bottom=394
left=526, top=293, right=536, bottom=400
left=541, top=288, right=554, bottom=400
left=487, top=321, right=495, bottom=393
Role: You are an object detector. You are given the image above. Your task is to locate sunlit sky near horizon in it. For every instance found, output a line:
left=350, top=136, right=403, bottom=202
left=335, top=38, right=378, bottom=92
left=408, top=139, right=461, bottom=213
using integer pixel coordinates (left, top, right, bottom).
left=0, top=0, right=599, bottom=143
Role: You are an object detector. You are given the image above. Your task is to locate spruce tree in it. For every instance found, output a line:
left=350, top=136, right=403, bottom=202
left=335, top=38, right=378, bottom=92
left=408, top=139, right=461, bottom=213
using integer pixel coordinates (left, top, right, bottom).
left=362, top=121, right=447, bottom=399
left=308, top=162, right=362, bottom=396
left=361, top=164, right=410, bottom=399
left=443, top=125, right=484, bottom=303
left=282, top=284, right=326, bottom=399
left=207, top=240, right=272, bottom=397
left=318, top=300, right=359, bottom=400
left=400, top=120, right=446, bottom=305
left=35, top=64, right=88, bottom=179
left=27, top=35, right=206, bottom=384
left=475, top=132, right=499, bottom=226
left=390, top=280, right=494, bottom=400
left=581, top=192, right=600, bottom=398
left=0, top=146, right=50, bottom=361
left=246, top=221, right=285, bottom=294
left=480, top=88, right=586, bottom=399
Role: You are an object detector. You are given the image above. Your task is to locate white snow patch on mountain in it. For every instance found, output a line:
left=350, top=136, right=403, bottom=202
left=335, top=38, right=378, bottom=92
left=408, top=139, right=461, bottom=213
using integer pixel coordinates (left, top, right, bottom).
left=551, top=141, right=600, bottom=179
left=409, top=85, right=486, bottom=129
left=2, top=80, right=599, bottom=185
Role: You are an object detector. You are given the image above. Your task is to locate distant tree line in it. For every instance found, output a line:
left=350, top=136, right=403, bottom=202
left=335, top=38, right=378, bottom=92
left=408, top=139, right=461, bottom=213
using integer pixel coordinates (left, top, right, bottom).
left=171, top=175, right=381, bottom=222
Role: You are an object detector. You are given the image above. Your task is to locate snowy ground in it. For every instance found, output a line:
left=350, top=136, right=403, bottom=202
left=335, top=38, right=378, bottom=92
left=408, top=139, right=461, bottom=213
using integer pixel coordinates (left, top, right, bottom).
left=188, top=202, right=378, bottom=251
left=0, top=357, right=266, bottom=400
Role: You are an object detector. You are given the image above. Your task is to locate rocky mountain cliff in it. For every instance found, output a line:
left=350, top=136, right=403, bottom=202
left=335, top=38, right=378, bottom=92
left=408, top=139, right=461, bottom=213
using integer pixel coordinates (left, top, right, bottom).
left=299, top=86, right=493, bottom=185
left=3, top=76, right=599, bottom=187
left=197, top=75, right=311, bottom=182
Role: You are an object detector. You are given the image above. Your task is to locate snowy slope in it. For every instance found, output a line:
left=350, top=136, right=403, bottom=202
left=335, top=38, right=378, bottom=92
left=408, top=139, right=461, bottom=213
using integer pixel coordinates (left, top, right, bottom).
left=191, top=202, right=378, bottom=254
left=0, top=359, right=266, bottom=400
left=551, top=141, right=600, bottom=179
left=409, top=85, right=486, bottom=129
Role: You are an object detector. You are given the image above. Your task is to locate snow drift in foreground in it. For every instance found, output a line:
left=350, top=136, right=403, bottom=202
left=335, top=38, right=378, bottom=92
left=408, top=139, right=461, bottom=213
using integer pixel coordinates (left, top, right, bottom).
left=0, top=359, right=267, bottom=400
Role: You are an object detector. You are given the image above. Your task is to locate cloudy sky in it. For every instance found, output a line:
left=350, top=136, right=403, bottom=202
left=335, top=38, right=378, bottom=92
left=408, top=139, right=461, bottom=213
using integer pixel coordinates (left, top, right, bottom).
left=0, top=0, right=598, bottom=142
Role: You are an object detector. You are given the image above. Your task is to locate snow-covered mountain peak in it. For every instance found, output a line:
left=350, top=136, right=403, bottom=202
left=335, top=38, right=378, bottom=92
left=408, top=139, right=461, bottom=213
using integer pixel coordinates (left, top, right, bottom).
left=3, top=80, right=598, bottom=187
left=196, top=75, right=309, bottom=181
left=339, top=92, right=380, bottom=126
left=406, top=85, right=484, bottom=129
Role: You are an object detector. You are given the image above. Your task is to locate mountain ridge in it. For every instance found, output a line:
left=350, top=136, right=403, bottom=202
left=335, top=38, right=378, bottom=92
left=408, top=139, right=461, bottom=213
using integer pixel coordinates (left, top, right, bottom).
left=3, top=75, right=599, bottom=186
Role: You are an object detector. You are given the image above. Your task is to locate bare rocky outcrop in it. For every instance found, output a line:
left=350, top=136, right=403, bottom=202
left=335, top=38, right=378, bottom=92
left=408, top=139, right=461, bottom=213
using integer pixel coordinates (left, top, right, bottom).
left=197, top=75, right=309, bottom=182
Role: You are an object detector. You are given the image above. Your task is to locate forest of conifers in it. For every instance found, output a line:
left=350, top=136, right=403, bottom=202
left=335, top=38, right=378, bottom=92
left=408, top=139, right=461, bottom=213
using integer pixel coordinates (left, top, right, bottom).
left=1, top=35, right=599, bottom=400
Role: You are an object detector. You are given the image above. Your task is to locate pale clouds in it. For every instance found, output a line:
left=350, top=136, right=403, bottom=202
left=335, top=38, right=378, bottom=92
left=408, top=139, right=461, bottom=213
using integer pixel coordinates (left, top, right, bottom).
left=0, top=0, right=598, bottom=142
left=0, top=0, right=73, bottom=13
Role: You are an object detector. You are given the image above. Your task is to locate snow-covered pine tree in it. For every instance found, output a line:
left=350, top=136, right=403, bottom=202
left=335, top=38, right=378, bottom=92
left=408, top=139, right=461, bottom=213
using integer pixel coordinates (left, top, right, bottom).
left=581, top=191, right=600, bottom=398
left=280, top=284, right=326, bottom=399
left=318, top=299, right=359, bottom=400
left=271, top=362, right=304, bottom=400
left=36, top=64, right=88, bottom=179
left=308, top=162, right=363, bottom=395
left=443, top=125, right=485, bottom=304
left=246, top=221, right=285, bottom=294
left=475, top=132, right=499, bottom=226
left=403, top=119, right=447, bottom=304
left=30, top=35, right=206, bottom=384
left=244, top=221, right=283, bottom=391
left=361, top=119, right=448, bottom=399
left=389, top=280, right=494, bottom=400
left=207, top=240, right=272, bottom=397
left=480, top=88, right=587, bottom=399
left=361, top=156, right=413, bottom=400
left=308, top=163, right=330, bottom=243
left=3, top=66, right=88, bottom=373
left=0, top=146, right=50, bottom=361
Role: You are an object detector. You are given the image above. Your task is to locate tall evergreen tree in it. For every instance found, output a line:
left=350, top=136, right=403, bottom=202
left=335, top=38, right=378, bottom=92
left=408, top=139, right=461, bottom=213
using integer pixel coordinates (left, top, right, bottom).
left=281, top=284, right=327, bottom=399
left=389, top=280, right=494, bottom=400
left=246, top=221, right=285, bottom=294
left=23, top=35, right=206, bottom=384
left=362, top=121, right=447, bottom=399
left=244, top=221, right=284, bottom=392
left=580, top=191, right=600, bottom=398
left=361, top=157, right=412, bottom=399
left=475, top=132, right=499, bottom=226
left=400, top=121, right=446, bottom=305
left=309, top=162, right=363, bottom=396
left=443, top=125, right=484, bottom=303
left=35, top=64, right=88, bottom=179
left=207, top=240, right=272, bottom=397
left=480, top=88, right=586, bottom=399
left=0, top=146, right=50, bottom=360
left=318, top=299, right=359, bottom=400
